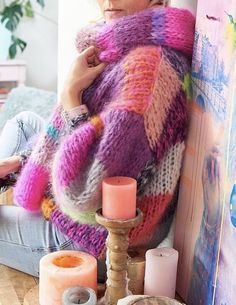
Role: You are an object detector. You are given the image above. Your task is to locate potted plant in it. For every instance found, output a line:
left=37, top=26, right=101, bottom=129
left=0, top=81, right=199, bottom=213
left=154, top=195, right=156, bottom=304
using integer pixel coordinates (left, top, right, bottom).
left=0, top=0, right=45, bottom=59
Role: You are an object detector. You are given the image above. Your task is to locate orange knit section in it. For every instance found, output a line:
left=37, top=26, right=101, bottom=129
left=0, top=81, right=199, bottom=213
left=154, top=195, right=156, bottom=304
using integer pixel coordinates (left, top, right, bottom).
left=129, top=193, right=172, bottom=246
left=41, top=197, right=56, bottom=220
left=90, top=115, right=104, bottom=137
left=144, top=59, right=182, bottom=150
left=110, top=46, right=162, bottom=115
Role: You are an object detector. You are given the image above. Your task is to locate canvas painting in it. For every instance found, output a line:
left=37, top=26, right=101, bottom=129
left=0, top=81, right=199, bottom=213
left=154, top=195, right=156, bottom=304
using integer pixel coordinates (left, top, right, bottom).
left=174, top=1, right=236, bottom=304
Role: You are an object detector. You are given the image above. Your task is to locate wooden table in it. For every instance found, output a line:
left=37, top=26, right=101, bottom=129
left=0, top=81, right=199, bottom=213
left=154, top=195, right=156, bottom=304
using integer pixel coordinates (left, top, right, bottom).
left=0, top=60, right=26, bottom=105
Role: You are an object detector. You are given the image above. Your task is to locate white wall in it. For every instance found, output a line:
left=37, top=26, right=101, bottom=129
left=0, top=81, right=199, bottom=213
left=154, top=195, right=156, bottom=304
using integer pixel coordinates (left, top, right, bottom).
left=58, top=0, right=100, bottom=95
left=171, top=0, right=198, bottom=16
left=16, top=0, right=58, bottom=92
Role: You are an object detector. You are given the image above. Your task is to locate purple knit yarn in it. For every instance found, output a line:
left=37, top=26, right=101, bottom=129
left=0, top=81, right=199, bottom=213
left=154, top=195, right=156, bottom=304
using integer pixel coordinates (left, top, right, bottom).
left=51, top=209, right=108, bottom=258
left=162, top=47, right=190, bottom=80
left=97, top=9, right=153, bottom=60
left=156, top=90, right=188, bottom=163
left=83, top=61, right=124, bottom=115
left=76, top=7, right=194, bottom=64
left=96, top=109, right=152, bottom=177
left=14, top=159, right=49, bottom=211
left=151, top=8, right=166, bottom=45
left=56, top=122, right=96, bottom=187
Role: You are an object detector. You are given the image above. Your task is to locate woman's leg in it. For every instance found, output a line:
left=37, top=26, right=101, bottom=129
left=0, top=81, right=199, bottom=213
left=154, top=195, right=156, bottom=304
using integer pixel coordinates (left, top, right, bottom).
left=0, top=205, right=80, bottom=276
left=0, top=205, right=106, bottom=280
left=0, top=111, right=45, bottom=158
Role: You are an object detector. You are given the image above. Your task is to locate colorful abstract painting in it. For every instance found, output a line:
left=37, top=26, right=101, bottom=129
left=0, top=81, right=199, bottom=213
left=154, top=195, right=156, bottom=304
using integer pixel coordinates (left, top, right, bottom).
left=174, top=1, right=236, bottom=304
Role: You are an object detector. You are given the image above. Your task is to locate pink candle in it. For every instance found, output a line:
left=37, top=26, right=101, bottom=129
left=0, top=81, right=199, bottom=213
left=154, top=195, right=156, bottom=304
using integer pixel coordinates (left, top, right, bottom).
left=144, top=248, right=179, bottom=298
left=102, top=176, right=137, bottom=220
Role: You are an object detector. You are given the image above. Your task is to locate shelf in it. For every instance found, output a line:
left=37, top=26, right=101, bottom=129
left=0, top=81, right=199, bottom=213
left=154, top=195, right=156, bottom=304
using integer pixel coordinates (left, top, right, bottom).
left=0, top=60, right=26, bottom=109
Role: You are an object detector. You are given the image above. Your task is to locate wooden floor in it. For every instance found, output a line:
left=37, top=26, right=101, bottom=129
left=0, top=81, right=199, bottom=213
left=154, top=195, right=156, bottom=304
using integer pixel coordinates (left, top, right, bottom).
left=0, top=264, right=186, bottom=305
left=0, top=265, right=38, bottom=305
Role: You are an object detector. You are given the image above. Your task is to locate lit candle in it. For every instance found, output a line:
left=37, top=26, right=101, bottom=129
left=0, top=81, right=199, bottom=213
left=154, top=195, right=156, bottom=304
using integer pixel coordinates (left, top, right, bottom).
left=102, top=176, right=137, bottom=220
left=144, top=248, right=179, bottom=298
left=39, top=250, right=97, bottom=305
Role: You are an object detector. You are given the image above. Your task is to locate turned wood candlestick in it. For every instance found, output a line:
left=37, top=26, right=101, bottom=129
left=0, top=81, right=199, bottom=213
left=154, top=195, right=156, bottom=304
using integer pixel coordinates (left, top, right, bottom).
left=96, top=208, right=143, bottom=305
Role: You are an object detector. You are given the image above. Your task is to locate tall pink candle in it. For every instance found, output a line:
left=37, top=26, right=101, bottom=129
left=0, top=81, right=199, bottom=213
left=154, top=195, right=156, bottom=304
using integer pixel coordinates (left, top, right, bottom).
left=144, top=248, right=179, bottom=298
left=102, top=176, right=137, bottom=220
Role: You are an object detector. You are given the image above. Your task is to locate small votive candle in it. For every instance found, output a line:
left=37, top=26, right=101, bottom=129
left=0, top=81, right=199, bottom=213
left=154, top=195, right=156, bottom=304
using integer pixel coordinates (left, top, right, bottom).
left=102, top=176, right=137, bottom=220
left=144, top=247, right=179, bottom=298
left=62, top=286, right=97, bottom=305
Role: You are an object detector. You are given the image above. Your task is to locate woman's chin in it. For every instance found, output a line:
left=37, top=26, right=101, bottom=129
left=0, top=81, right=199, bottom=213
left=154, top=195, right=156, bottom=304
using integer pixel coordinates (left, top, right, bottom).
left=104, top=11, right=126, bottom=22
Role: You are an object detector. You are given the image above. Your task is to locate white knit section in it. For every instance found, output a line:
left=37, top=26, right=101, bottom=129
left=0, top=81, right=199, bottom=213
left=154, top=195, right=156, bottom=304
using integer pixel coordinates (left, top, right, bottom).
left=53, top=158, right=108, bottom=213
left=142, top=142, right=185, bottom=196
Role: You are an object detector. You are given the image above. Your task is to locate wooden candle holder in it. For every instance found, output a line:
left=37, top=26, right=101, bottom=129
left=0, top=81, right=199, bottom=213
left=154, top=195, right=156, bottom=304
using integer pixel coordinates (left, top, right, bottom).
left=96, top=208, right=143, bottom=305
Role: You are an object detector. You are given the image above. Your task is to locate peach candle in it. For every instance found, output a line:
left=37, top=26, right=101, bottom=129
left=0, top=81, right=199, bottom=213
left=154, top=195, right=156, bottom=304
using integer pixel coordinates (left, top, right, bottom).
left=144, top=248, right=179, bottom=298
left=102, top=176, right=137, bottom=220
left=39, top=250, right=97, bottom=305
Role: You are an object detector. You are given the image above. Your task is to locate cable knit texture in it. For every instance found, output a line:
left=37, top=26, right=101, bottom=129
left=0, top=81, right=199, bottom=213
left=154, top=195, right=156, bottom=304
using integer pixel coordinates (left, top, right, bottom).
left=14, top=7, right=195, bottom=258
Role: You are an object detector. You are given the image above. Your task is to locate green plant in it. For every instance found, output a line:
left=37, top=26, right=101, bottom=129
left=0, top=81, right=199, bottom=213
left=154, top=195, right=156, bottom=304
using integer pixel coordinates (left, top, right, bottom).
left=0, top=0, right=45, bottom=58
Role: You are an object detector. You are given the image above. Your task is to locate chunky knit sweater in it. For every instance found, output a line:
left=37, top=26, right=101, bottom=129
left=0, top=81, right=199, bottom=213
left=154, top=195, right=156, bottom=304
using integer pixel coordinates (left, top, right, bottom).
left=14, top=7, right=195, bottom=259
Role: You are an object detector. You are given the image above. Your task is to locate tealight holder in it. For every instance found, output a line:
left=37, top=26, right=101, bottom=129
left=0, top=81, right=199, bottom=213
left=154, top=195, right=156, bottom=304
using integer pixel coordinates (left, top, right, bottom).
left=96, top=208, right=143, bottom=305
left=62, top=286, right=97, bottom=305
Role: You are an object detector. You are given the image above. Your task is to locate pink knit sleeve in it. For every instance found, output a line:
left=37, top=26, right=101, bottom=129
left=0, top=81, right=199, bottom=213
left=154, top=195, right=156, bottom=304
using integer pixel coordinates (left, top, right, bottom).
left=14, top=106, right=67, bottom=211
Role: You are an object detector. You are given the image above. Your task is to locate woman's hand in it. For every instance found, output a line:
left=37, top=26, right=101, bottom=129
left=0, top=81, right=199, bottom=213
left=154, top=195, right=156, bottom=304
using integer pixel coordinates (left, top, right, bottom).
left=0, top=156, right=21, bottom=178
left=61, top=46, right=106, bottom=111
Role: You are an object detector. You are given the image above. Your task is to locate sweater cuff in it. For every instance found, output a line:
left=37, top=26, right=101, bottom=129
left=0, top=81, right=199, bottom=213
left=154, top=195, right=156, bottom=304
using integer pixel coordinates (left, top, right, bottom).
left=68, top=105, right=89, bottom=119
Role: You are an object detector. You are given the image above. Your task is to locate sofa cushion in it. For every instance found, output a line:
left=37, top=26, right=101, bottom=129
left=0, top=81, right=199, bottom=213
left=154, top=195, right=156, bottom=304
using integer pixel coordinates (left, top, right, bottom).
left=0, top=86, right=57, bottom=130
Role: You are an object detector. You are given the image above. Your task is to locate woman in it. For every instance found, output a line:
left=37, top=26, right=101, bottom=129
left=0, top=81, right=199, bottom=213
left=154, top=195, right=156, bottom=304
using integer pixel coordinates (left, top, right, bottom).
left=0, top=0, right=195, bottom=279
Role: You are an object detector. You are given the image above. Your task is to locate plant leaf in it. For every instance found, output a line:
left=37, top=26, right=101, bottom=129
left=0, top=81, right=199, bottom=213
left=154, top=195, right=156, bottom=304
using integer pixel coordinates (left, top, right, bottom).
left=36, top=0, right=45, bottom=8
left=24, top=1, right=34, bottom=18
left=9, top=35, right=27, bottom=58
left=1, top=3, right=23, bottom=31
left=17, top=38, right=27, bottom=51
left=9, top=43, right=17, bottom=59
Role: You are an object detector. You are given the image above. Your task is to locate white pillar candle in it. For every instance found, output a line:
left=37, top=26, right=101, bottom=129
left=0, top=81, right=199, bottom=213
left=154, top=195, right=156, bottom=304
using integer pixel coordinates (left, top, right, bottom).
left=144, top=248, right=179, bottom=298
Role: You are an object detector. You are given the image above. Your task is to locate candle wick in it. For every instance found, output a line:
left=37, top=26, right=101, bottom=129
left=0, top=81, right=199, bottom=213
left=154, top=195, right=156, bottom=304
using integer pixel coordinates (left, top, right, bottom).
left=160, top=254, right=163, bottom=257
